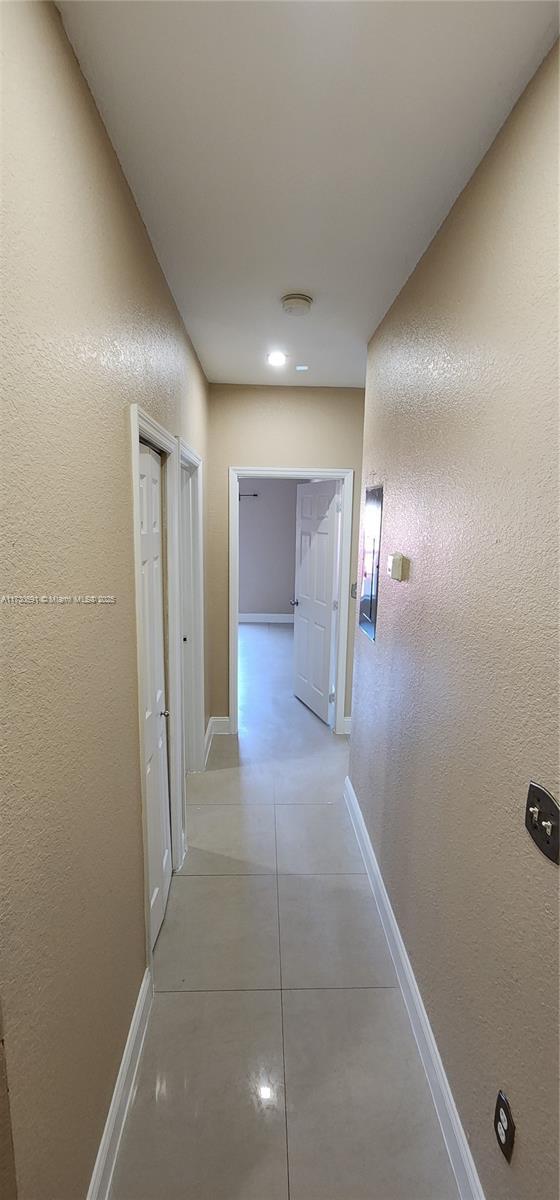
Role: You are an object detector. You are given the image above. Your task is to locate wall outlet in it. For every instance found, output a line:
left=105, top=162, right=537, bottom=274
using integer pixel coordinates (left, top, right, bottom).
left=494, top=1091, right=515, bottom=1162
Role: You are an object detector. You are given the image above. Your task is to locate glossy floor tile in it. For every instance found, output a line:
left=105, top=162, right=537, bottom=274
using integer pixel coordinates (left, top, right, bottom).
left=283, top=988, right=459, bottom=1200
left=187, top=762, right=274, bottom=805
left=275, top=801, right=366, bottom=875
left=110, top=991, right=288, bottom=1200
left=154, top=875, right=280, bottom=991
left=179, top=804, right=276, bottom=874
left=273, top=747, right=349, bottom=804
left=207, top=623, right=346, bottom=769
left=112, top=625, right=458, bottom=1199
left=278, top=874, right=397, bottom=988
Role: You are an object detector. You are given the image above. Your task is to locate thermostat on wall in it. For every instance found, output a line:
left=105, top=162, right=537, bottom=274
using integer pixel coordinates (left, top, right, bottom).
left=387, top=553, right=405, bottom=581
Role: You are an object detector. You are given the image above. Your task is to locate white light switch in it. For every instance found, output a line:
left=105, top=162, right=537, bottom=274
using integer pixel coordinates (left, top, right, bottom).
left=387, top=553, right=405, bottom=581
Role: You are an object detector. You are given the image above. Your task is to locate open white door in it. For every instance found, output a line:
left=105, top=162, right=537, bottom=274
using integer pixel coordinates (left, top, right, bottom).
left=139, top=444, right=173, bottom=948
left=293, top=480, right=339, bottom=723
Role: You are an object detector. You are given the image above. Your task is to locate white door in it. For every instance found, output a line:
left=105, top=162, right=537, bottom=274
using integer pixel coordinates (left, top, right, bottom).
left=180, top=467, right=192, bottom=779
left=139, top=444, right=172, bottom=948
left=293, top=480, right=339, bottom=723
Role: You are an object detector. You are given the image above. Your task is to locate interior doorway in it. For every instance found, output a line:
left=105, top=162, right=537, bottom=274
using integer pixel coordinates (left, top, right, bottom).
left=229, top=467, right=354, bottom=739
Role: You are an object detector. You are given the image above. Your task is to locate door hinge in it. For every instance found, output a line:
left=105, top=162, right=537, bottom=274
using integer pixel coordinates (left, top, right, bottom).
left=332, top=599, right=339, bottom=611
left=336, top=502, right=342, bottom=514
left=329, top=690, right=336, bottom=703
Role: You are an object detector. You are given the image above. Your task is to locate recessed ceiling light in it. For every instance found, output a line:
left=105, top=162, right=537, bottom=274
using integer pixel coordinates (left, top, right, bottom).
left=267, top=350, right=287, bottom=367
left=295, top=364, right=309, bottom=372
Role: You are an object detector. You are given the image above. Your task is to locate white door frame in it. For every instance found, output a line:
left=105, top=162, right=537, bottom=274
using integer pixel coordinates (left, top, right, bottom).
left=178, top=439, right=206, bottom=779
left=130, top=405, right=184, bottom=941
left=228, top=466, right=354, bottom=737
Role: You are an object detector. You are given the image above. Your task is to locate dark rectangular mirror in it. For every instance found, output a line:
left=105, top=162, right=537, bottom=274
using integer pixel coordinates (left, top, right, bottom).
left=359, top=485, right=383, bottom=641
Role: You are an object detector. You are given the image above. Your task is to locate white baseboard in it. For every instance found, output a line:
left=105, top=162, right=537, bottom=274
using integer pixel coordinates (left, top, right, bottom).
left=204, top=716, right=233, bottom=765
left=203, top=719, right=213, bottom=765
left=87, top=969, right=153, bottom=1200
left=340, top=716, right=351, bottom=736
left=176, top=829, right=187, bottom=872
left=238, top=613, right=294, bottom=623
left=344, top=777, right=485, bottom=1200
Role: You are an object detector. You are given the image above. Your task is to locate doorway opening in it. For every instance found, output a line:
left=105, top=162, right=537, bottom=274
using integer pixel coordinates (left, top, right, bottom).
left=229, top=467, right=354, bottom=743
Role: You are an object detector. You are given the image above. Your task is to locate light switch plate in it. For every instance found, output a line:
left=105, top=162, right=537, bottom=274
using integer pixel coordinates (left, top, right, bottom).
left=525, top=782, right=559, bottom=864
left=387, top=553, right=405, bottom=581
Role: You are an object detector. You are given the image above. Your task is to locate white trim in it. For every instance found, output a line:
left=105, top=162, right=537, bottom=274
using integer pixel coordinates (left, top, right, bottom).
left=203, top=718, right=213, bottom=766
left=178, top=440, right=206, bottom=777
left=209, top=716, right=232, bottom=736
left=344, top=776, right=486, bottom=1200
left=229, top=467, right=354, bottom=737
left=179, top=443, right=202, bottom=470
left=228, top=468, right=241, bottom=734
left=86, top=970, right=153, bottom=1200
left=327, top=480, right=343, bottom=728
left=203, top=716, right=233, bottom=766
left=239, top=613, right=294, bottom=624
left=341, top=716, right=352, bottom=736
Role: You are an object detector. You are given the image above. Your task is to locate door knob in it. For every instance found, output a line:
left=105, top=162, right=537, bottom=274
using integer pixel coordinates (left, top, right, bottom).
left=290, top=599, right=299, bottom=607
left=160, top=709, right=170, bottom=718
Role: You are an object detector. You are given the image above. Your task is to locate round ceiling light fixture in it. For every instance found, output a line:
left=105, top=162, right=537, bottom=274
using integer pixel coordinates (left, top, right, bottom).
left=267, top=350, right=287, bottom=367
left=281, top=293, right=313, bottom=316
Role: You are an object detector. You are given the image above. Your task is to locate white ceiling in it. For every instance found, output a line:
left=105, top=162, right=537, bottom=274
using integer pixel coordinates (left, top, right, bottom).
left=59, top=2, right=558, bottom=388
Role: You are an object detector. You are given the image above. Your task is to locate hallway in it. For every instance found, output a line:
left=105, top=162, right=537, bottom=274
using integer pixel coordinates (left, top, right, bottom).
left=3, top=7, right=558, bottom=1198
left=109, top=625, right=458, bottom=1200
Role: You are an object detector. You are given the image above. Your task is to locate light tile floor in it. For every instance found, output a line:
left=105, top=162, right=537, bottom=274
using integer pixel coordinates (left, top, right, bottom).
left=110, top=624, right=459, bottom=1200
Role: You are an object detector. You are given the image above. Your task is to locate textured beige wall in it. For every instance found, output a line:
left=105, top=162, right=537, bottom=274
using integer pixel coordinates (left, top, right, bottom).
left=350, top=46, right=559, bottom=1200
left=207, top=384, right=364, bottom=717
left=0, top=5, right=208, bottom=1197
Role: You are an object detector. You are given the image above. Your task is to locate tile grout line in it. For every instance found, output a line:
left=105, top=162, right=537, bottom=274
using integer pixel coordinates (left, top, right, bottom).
left=274, top=799, right=292, bottom=1200
left=175, top=871, right=277, bottom=877
left=186, top=794, right=348, bottom=805
left=154, top=985, right=400, bottom=994
left=173, top=870, right=367, bottom=879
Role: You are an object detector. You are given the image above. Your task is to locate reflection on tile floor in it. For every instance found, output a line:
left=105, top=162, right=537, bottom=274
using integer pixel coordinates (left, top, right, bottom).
left=110, top=991, right=288, bottom=1200
left=110, top=625, right=459, bottom=1200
